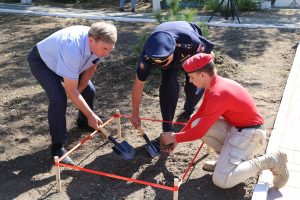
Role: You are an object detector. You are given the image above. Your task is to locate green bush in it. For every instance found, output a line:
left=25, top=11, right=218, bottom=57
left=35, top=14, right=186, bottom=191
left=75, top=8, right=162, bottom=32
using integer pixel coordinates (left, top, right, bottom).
left=204, top=0, right=260, bottom=12
left=237, top=0, right=260, bottom=11
left=197, top=22, right=209, bottom=37
left=204, top=0, right=219, bottom=11
left=135, top=0, right=209, bottom=56
left=180, top=0, right=202, bottom=2
left=181, top=8, right=198, bottom=22
left=155, top=0, right=197, bottom=23
left=133, top=32, right=149, bottom=56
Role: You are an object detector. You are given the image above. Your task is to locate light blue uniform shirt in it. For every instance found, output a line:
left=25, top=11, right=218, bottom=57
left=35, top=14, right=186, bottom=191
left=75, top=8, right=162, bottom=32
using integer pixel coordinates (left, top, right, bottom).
left=37, top=25, right=100, bottom=80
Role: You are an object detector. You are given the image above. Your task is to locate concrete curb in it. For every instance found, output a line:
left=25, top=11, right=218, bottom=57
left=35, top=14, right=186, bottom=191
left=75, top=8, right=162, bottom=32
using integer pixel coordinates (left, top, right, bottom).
left=0, top=8, right=157, bottom=23
left=205, top=21, right=300, bottom=29
left=251, top=41, right=300, bottom=200
left=1, top=7, right=300, bottom=29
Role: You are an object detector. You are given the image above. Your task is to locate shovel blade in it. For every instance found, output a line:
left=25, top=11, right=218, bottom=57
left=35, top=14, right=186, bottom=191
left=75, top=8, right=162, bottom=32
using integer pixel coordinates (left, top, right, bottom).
left=108, top=135, right=135, bottom=160
left=142, top=133, right=160, bottom=157
left=145, top=140, right=160, bottom=158
left=112, top=141, right=136, bottom=160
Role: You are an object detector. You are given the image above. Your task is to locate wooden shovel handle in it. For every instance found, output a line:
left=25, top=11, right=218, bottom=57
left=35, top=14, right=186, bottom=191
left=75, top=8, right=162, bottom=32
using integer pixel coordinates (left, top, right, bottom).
left=137, top=126, right=145, bottom=136
left=98, top=126, right=110, bottom=138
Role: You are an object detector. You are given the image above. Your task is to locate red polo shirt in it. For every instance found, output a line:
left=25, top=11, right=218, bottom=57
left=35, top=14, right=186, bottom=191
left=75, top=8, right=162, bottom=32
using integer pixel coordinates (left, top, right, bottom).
left=175, top=75, right=264, bottom=143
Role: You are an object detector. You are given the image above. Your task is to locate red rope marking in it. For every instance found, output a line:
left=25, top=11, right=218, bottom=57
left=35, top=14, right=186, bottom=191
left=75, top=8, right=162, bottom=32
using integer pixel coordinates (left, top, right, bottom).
left=114, top=113, right=121, bottom=118
left=55, top=113, right=203, bottom=192
left=56, top=162, right=176, bottom=191
left=181, top=142, right=205, bottom=182
left=120, top=114, right=187, bottom=125
left=58, top=115, right=116, bottom=162
left=102, top=115, right=117, bottom=126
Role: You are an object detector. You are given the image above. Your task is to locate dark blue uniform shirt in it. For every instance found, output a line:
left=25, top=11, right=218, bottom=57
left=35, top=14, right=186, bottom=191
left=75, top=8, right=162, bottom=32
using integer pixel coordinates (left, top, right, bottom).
left=137, top=21, right=214, bottom=81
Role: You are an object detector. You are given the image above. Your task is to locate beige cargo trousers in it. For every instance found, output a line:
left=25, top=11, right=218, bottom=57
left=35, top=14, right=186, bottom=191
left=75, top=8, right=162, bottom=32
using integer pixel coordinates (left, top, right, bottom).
left=192, top=118, right=267, bottom=188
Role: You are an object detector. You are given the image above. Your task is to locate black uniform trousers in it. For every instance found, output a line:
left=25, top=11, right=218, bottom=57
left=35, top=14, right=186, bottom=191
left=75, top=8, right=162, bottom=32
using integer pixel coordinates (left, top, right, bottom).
left=27, top=46, right=95, bottom=145
left=160, top=67, right=204, bottom=132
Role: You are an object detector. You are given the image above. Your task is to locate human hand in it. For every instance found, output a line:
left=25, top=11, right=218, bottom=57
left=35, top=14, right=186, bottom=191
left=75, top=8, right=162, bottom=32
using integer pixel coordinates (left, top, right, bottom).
left=161, top=132, right=176, bottom=144
left=160, top=132, right=177, bottom=153
left=130, top=114, right=141, bottom=129
left=88, top=113, right=103, bottom=131
left=161, top=143, right=178, bottom=154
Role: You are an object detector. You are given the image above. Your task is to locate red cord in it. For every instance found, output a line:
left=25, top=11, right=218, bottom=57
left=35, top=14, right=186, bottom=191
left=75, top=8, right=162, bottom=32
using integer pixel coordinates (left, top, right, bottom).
left=56, top=113, right=203, bottom=192
left=56, top=162, right=177, bottom=191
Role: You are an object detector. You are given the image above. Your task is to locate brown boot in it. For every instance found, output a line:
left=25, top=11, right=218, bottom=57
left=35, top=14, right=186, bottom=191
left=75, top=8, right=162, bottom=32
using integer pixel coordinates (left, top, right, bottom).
left=255, top=150, right=289, bottom=189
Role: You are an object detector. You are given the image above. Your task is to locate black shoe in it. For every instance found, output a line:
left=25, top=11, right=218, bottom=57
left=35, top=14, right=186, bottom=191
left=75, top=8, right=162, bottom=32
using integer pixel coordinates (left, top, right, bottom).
left=131, top=8, right=135, bottom=13
left=119, top=8, right=124, bottom=12
left=176, top=111, right=192, bottom=123
left=173, top=111, right=191, bottom=132
left=52, top=147, right=75, bottom=165
left=76, top=118, right=94, bottom=132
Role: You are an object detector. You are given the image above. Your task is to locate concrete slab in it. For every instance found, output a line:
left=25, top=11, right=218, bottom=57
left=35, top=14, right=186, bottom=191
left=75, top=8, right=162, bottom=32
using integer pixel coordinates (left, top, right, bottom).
left=252, top=41, right=300, bottom=199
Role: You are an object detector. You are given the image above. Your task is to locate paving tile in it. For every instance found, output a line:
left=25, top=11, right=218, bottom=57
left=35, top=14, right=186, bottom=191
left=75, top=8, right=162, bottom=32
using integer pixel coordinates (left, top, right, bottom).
left=286, top=170, right=300, bottom=188
left=281, top=135, right=300, bottom=151
left=293, top=151, right=300, bottom=165
left=284, top=119, right=300, bottom=130
left=287, top=162, right=300, bottom=172
left=263, top=41, right=300, bottom=200
left=267, top=186, right=300, bottom=200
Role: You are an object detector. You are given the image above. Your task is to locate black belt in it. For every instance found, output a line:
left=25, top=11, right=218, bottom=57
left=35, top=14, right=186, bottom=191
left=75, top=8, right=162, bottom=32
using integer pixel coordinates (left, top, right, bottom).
left=236, top=124, right=264, bottom=132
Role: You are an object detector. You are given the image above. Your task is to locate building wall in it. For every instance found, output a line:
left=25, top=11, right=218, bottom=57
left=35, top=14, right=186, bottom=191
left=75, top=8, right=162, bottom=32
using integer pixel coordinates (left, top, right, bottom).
left=275, top=0, right=300, bottom=7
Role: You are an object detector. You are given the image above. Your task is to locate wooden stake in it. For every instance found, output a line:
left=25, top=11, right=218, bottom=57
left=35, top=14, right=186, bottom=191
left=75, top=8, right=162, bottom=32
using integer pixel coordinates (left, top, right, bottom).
left=207, top=145, right=211, bottom=155
left=116, top=110, right=122, bottom=138
left=173, top=178, right=179, bottom=200
left=54, top=156, right=61, bottom=192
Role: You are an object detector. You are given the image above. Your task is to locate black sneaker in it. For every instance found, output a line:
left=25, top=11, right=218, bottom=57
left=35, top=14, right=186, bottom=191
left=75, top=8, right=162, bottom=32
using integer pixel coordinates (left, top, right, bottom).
left=131, top=8, right=135, bottom=13
left=76, top=118, right=94, bottom=132
left=52, top=147, right=75, bottom=165
left=119, top=8, right=124, bottom=12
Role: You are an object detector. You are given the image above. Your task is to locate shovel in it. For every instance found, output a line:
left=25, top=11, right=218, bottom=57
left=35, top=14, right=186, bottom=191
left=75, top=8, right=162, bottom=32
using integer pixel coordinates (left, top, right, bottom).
left=98, top=126, right=135, bottom=160
left=137, top=127, right=160, bottom=157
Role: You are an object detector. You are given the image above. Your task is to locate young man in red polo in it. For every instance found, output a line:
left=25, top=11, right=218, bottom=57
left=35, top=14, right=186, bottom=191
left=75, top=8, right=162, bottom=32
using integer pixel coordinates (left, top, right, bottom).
left=161, top=53, right=289, bottom=189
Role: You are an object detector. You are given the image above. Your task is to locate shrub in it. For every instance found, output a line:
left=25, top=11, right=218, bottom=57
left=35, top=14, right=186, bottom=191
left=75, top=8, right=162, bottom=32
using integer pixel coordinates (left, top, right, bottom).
left=135, top=0, right=209, bottom=56
left=204, top=0, right=219, bottom=11
left=155, top=0, right=197, bottom=23
left=237, top=0, right=260, bottom=11
left=133, top=32, right=149, bottom=56
left=204, top=0, right=260, bottom=13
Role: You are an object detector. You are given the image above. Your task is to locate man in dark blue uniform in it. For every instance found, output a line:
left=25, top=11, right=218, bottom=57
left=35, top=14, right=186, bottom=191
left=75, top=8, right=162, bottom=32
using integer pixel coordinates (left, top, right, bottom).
left=130, top=21, right=214, bottom=132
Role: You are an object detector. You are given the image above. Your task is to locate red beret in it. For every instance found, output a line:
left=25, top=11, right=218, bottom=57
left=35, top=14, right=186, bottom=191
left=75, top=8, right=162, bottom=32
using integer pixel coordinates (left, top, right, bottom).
left=183, top=53, right=213, bottom=73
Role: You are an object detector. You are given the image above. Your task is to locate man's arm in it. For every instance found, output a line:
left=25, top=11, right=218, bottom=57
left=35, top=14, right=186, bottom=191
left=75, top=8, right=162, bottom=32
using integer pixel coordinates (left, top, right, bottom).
left=78, top=65, right=97, bottom=93
left=64, top=77, right=102, bottom=130
left=130, top=75, right=145, bottom=128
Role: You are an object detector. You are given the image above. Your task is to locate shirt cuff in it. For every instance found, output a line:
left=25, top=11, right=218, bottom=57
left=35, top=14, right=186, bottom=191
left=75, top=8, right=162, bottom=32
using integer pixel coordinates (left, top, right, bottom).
left=175, top=131, right=187, bottom=143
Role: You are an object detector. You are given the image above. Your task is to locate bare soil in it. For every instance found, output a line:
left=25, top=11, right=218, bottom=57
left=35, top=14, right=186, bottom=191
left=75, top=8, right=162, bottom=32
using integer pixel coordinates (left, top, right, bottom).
left=0, top=9, right=299, bottom=200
